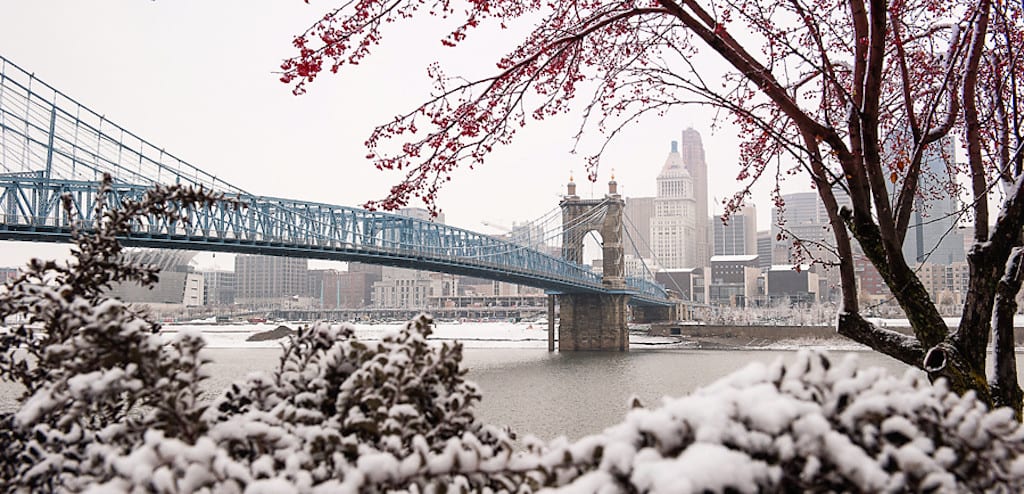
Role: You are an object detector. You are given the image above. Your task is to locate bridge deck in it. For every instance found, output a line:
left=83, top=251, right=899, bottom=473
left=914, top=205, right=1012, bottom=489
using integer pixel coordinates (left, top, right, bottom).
left=0, top=177, right=671, bottom=306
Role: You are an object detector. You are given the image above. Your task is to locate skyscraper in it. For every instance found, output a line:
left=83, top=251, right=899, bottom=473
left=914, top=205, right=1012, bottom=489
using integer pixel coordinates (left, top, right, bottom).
left=679, top=128, right=710, bottom=266
left=651, top=141, right=698, bottom=268
left=900, top=138, right=965, bottom=265
left=771, top=192, right=842, bottom=264
left=713, top=204, right=757, bottom=256
left=770, top=190, right=852, bottom=302
left=624, top=196, right=655, bottom=258
left=756, top=230, right=773, bottom=269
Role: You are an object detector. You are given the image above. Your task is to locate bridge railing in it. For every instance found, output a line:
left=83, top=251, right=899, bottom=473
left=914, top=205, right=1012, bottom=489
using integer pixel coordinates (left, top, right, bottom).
left=0, top=177, right=618, bottom=293
left=625, top=276, right=670, bottom=302
left=231, top=194, right=607, bottom=288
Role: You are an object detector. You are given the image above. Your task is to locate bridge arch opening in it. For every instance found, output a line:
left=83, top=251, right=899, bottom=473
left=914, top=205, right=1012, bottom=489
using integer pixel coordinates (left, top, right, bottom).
left=581, top=230, right=603, bottom=272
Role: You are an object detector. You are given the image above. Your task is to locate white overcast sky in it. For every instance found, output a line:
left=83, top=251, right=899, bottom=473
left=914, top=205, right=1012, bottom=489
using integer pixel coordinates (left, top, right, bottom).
left=0, top=0, right=801, bottom=268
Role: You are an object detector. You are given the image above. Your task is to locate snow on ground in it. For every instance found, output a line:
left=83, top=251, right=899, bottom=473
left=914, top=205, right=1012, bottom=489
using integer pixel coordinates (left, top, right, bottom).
left=162, top=321, right=560, bottom=349
left=160, top=321, right=866, bottom=351
left=163, top=315, right=1024, bottom=350
left=870, top=314, right=1024, bottom=328
left=759, top=338, right=871, bottom=352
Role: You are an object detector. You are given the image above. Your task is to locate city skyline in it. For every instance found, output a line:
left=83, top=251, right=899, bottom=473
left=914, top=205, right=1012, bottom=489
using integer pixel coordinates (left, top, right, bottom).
left=0, top=5, right=979, bottom=272
left=0, top=4, right=987, bottom=290
left=0, top=2, right=800, bottom=268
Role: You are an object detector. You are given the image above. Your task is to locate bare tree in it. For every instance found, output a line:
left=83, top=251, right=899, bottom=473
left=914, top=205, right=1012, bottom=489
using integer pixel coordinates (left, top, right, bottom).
left=281, top=0, right=1024, bottom=414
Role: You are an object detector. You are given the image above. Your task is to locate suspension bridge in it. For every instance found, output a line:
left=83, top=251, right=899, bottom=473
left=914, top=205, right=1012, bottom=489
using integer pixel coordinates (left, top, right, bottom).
left=0, top=55, right=674, bottom=349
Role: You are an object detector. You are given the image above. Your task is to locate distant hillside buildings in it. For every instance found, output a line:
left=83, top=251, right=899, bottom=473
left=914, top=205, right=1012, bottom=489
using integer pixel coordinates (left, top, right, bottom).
left=174, top=206, right=544, bottom=315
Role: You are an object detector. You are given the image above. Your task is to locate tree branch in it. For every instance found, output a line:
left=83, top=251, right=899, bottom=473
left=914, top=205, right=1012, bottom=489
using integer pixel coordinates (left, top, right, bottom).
left=957, top=0, right=995, bottom=370
left=836, top=312, right=925, bottom=366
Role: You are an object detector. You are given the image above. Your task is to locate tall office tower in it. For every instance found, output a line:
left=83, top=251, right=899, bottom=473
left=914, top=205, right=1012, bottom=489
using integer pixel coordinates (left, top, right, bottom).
left=899, top=138, right=965, bottom=265
left=651, top=141, right=698, bottom=269
left=771, top=190, right=853, bottom=302
left=756, top=230, right=773, bottom=269
left=772, top=191, right=841, bottom=264
left=624, top=196, right=655, bottom=258
left=713, top=204, right=757, bottom=256
left=234, top=254, right=309, bottom=306
left=679, top=128, right=710, bottom=266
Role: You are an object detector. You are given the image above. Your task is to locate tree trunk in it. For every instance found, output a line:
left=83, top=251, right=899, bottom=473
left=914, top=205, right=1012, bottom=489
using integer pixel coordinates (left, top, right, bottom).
left=992, top=248, right=1024, bottom=417
left=837, top=207, right=994, bottom=403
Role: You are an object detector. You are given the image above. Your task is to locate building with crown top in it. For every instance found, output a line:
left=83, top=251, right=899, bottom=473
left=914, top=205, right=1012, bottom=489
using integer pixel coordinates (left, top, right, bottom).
left=650, top=141, right=698, bottom=268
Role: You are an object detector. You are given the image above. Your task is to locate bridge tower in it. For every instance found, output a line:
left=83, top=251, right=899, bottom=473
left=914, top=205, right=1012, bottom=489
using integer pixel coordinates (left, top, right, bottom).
left=557, top=175, right=630, bottom=351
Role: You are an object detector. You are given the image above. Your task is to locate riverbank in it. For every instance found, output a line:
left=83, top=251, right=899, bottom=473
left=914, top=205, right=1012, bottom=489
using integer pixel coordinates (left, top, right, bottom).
left=163, top=320, right=560, bottom=349
left=653, top=319, right=1024, bottom=348
left=162, top=320, right=880, bottom=351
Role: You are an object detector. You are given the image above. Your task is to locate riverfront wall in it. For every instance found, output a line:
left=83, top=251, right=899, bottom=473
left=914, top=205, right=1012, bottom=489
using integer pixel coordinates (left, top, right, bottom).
left=651, top=323, right=1024, bottom=345
left=650, top=324, right=840, bottom=341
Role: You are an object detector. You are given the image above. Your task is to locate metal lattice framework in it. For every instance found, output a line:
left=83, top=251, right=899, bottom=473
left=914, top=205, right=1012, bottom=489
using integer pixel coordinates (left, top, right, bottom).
left=0, top=55, right=670, bottom=306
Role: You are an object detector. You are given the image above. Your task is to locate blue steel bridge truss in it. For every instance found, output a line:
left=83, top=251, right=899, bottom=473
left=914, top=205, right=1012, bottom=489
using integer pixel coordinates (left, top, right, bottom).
left=0, top=55, right=670, bottom=306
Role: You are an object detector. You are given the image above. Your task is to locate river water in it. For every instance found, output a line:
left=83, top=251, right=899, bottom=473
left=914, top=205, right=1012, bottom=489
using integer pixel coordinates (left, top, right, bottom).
left=199, top=346, right=913, bottom=441
left=3, top=330, right=1013, bottom=441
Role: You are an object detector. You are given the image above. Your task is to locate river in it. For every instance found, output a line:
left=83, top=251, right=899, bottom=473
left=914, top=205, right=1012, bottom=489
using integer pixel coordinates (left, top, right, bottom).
left=199, top=346, right=913, bottom=441
left=0, top=320, right=1008, bottom=441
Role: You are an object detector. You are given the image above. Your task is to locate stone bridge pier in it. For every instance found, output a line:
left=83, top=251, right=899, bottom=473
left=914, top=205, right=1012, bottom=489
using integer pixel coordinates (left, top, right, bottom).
left=557, top=176, right=630, bottom=351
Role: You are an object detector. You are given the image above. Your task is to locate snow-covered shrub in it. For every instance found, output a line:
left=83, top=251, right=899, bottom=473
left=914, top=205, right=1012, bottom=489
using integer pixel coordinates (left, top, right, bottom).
left=236, top=348, right=1022, bottom=493
left=76, top=315, right=530, bottom=493
left=194, top=315, right=520, bottom=491
left=530, top=351, right=1024, bottom=493
left=0, top=177, right=224, bottom=491
left=2, top=177, right=1023, bottom=492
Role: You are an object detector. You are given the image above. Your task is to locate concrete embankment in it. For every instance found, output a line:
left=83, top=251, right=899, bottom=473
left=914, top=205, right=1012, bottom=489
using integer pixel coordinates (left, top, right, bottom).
left=651, top=323, right=1024, bottom=347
